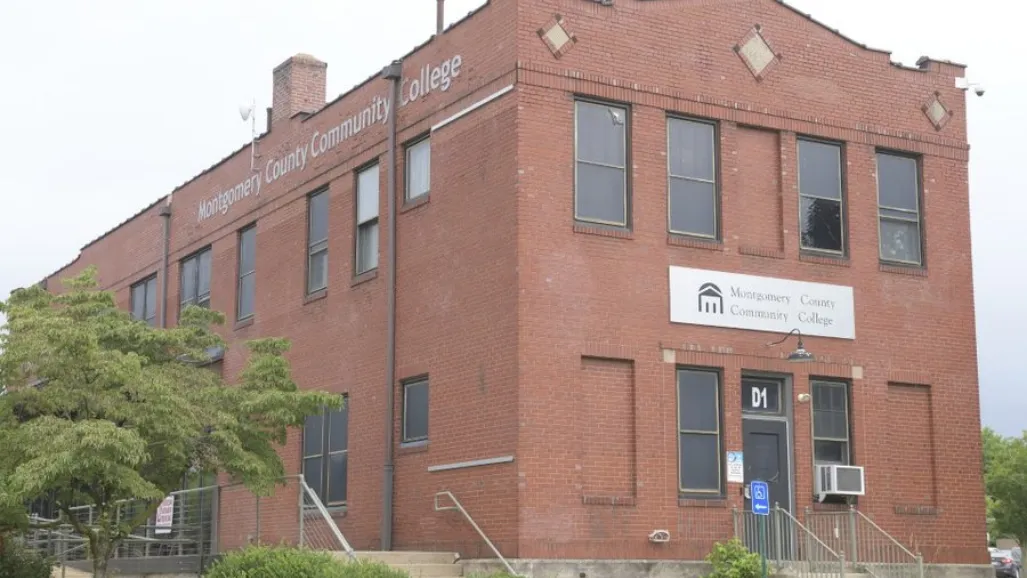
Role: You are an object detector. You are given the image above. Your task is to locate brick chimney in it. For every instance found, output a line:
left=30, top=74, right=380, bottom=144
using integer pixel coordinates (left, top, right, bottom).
left=271, top=54, right=327, bottom=124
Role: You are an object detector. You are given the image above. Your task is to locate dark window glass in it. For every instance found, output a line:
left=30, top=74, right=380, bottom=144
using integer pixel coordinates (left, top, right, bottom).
left=812, top=381, right=850, bottom=466
left=356, top=165, right=379, bottom=274
left=876, top=152, right=923, bottom=265
left=237, top=226, right=256, bottom=320
left=677, top=369, right=721, bottom=494
left=308, top=190, right=329, bottom=293
left=798, top=139, right=844, bottom=253
left=668, top=118, right=717, bottom=238
left=180, top=248, right=212, bottom=312
left=131, top=276, right=158, bottom=326
left=574, top=100, right=628, bottom=227
left=302, top=395, right=348, bottom=506
left=403, top=378, right=429, bottom=443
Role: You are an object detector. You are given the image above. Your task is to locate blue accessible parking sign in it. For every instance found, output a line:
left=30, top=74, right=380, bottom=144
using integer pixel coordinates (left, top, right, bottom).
left=750, top=480, right=770, bottom=516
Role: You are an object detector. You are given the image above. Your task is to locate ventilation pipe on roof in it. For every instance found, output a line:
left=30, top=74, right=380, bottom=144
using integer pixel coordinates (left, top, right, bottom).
left=437, top=0, right=444, bottom=35
left=380, top=58, right=403, bottom=553
left=158, top=194, right=172, bottom=328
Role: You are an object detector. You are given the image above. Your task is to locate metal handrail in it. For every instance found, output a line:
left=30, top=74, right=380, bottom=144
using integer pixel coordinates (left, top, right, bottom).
left=298, top=477, right=356, bottom=560
left=434, top=491, right=521, bottom=577
left=777, top=505, right=844, bottom=559
left=851, top=507, right=919, bottom=559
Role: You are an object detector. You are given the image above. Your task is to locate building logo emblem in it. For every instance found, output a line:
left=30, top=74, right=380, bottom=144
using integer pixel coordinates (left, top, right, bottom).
left=697, top=282, right=724, bottom=314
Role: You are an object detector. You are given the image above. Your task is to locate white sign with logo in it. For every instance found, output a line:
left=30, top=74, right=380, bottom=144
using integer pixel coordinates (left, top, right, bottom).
left=727, top=451, right=744, bottom=484
left=154, top=495, right=175, bottom=535
left=669, top=266, right=855, bottom=339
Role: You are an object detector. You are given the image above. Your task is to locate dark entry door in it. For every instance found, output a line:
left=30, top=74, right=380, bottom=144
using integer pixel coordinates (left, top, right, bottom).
left=742, top=419, right=793, bottom=560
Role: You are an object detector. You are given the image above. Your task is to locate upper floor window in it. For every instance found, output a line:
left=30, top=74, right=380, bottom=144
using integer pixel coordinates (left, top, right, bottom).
left=574, top=100, right=629, bottom=227
left=307, top=189, right=329, bottom=293
left=876, top=152, right=923, bottom=266
left=237, top=225, right=256, bottom=320
left=667, top=117, right=718, bottom=238
left=130, top=275, right=158, bottom=326
left=811, top=380, right=851, bottom=466
left=677, top=368, right=722, bottom=495
left=303, top=395, right=349, bottom=506
left=797, top=139, right=845, bottom=254
left=180, top=248, right=212, bottom=312
left=355, top=164, right=380, bottom=275
left=405, top=137, right=431, bottom=202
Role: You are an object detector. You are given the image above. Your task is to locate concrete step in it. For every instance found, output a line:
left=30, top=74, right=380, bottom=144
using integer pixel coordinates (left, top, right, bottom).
left=53, top=567, right=92, bottom=578
left=352, top=550, right=460, bottom=565
left=393, top=563, right=464, bottom=577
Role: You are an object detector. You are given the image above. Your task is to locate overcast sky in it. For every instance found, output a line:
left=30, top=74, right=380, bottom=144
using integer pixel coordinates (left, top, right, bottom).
left=0, top=1, right=1020, bottom=434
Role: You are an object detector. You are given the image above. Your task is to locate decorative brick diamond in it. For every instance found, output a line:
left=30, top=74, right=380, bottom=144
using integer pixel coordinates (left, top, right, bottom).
left=922, top=92, right=952, bottom=130
left=734, top=25, right=781, bottom=81
left=538, top=15, right=578, bottom=58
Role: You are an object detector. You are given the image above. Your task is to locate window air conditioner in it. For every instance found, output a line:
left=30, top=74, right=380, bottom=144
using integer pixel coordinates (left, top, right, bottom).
left=815, top=464, right=866, bottom=501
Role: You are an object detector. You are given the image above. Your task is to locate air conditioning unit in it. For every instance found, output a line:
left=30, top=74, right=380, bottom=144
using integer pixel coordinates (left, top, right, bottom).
left=815, top=464, right=866, bottom=501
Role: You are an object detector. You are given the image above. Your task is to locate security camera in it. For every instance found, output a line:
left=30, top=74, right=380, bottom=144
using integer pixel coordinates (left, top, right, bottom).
left=955, top=77, right=986, bottom=97
left=973, top=85, right=985, bottom=97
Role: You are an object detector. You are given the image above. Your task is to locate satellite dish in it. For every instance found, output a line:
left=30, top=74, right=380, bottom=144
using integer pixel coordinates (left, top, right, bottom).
left=239, top=104, right=253, bottom=121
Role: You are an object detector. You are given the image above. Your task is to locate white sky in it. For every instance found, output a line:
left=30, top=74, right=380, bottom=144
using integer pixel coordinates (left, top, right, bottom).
left=0, top=0, right=1021, bottom=434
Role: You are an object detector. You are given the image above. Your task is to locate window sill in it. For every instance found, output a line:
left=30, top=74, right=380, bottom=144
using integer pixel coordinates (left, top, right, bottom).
left=678, top=497, right=728, bottom=508
left=304, top=504, right=347, bottom=518
left=234, top=317, right=255, bottom=331
left=799, top=252, right=850, bottom=268
left=880, top=262, right=927, bottom=277
left=304, top=289, right=328, bottom=305
left=351, top=269, right=378, bottom=287
left=739, top=245, right=785, bottom=259
left=573, top=222, right=633, bottom=240
left=401, top=194, right=430, bottom=213
left=668, top=234, right=723, bottom=251
left=398, top=440, right=429, bottom=455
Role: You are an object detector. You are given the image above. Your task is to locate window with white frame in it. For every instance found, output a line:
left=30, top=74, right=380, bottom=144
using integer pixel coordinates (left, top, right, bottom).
left=811, top=380, right=850, bottom=465
left=307, top=188, right=329, bottom=293
left=574, top=100, right=629, bottom=227
left=667, top=117, right=718, bottom=238
left=405, top=138, right=431, bottom=202
left=876, top=152, right=923, bottom=266
left=355, top=164, right=379, bottom=275
left=237, top=225, right=256, bottom=320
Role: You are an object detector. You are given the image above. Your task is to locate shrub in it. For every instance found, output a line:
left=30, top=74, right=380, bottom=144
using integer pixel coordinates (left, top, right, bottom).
left=0, top=536, right=54, bottom=578
left=705, top=538, right=763, bottom=578
left=204, top=545, right=410, bottom=578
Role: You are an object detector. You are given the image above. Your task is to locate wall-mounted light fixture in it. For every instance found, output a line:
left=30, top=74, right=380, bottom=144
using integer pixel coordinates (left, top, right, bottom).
left=765, top=328, right=814, bottom=362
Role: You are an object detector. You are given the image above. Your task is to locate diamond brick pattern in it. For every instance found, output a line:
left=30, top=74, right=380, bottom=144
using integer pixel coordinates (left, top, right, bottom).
left=734, top=25, right=781, bottom=81
left=922, top=92, right=952, bottom=130
left=538, top=14, right=577, bottom=58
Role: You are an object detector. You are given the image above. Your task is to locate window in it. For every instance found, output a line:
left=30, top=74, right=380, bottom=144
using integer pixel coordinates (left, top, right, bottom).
left=797, top=139, right=845, bottom=254
left=303, top=396, right=349, bottom=506
left=402, top=377, right=429, bottom=444
left=307, top=189, right=329, bottom=293
left=876, top=152, right=923, bottom=265
left=574, top=100, right=629, bottom=227
left=667, top=117, right=718, bottom=238
left=355, top=164, right=379, bottom=275
left=812, top=380, right=850, bottom=466
left=180, top=248, right=212, bottom=312
left=405, top=137, right=430, bottom=202
left=677, top=368, right=722, bottom=494
left=130, top=275, right=158, bottom=326
left=237, top=225, right=256, bottom=320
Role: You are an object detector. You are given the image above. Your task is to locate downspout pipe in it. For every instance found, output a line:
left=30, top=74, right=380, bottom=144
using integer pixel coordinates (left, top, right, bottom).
left=380, top=59, right=402, bottom=552
left=158, top=196, right=172, bottom=328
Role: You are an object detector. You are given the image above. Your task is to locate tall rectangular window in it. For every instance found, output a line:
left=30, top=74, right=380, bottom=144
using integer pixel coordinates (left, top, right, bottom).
left=402, top=377, right=429, bottom=444
left=303, top=395, right=349, bottom=506
left=180, top=248, right=212, bottom=312
left=876, top=152, right=923, bottom=266
left=130, top=275, right=158, bottom=326
left=812, top=380, right=850, bottom=466
left=667, top=117, right=718, bottom=238
left=307, top=189, right=329, bottom=293
left=405, top=138, right=431, bottom=202
left=797, top=139, right=845, bottom=254
left=237, top=225, right=256, bottom=320
left=355, top=164, right=379, bottom=275
left=574, top=100, right=629, bottom=227
left=677, top=368, right=722, bottom=494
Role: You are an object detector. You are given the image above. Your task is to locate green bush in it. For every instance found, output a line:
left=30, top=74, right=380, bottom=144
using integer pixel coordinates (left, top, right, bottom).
left=705, top=538, right=762, bottom=578
left=204, top=545, right=410, bottom=578
left=0, top=536, right=54, bottom=578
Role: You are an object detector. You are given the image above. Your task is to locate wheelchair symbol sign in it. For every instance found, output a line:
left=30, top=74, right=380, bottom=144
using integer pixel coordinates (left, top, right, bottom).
left=750, top=480, right=770, bottom=516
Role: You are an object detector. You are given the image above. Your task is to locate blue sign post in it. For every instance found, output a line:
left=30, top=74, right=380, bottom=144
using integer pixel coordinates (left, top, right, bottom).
left=750, top=481, right=770, bottom=578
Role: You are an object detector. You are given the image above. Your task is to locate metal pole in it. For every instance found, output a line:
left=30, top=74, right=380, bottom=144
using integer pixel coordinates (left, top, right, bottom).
left=760, top=514, right=768, bottom=578
left=848, top=506, right=858, bottom=564
left=298, top=477, right=306, bottom=547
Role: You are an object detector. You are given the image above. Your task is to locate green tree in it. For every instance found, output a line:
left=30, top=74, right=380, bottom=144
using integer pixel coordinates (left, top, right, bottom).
left=0, top=267, right=343, bottom=577
left=982, top=427, right=1027, bottom=547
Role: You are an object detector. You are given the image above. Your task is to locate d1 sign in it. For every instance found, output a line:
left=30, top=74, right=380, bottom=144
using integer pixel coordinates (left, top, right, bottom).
left=668, top=266, right=855, bottom=339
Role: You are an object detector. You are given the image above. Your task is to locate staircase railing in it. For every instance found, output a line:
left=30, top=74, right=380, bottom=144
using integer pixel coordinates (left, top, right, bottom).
left=804, top=507, right=923, bottom=578
left=733, top=503, right=847, bottom=578
left=434, top=491, right=522, bottom=578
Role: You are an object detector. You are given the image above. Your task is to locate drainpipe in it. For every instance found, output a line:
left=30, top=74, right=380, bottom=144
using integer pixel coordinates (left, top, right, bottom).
left=380, top=58, right=403, bottom=552
left=158, top=195, right=173, bottom=328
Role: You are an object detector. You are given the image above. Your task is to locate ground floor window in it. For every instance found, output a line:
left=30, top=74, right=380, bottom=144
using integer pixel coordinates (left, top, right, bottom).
left=677, top=368, right=722, bottom=495
left=811, top=380, right=850, bottom=465
left=302, top=395, right=349, bottom=507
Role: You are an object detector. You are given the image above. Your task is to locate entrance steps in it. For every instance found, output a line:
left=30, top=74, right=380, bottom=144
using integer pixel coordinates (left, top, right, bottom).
left=52, top=567, right=92, bottom=578
left=342, top=551, right=464, bottom=578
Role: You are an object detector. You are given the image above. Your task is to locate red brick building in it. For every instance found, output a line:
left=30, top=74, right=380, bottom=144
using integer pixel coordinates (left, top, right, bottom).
left=39, top=0, right=986, bottom=570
